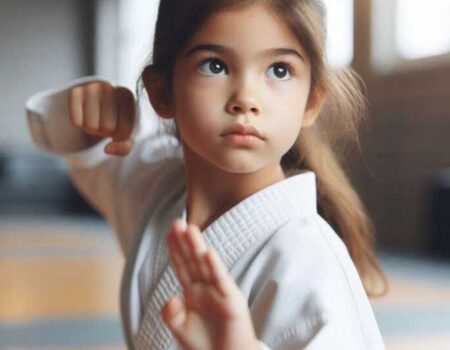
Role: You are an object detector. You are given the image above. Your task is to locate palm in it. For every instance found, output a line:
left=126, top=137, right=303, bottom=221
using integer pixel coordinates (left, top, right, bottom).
left=161, top=219, right=258, bottom=350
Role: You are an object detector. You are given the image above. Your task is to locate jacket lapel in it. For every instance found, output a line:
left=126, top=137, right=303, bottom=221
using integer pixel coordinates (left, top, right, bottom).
left=134, top=171, right=317, bottom=349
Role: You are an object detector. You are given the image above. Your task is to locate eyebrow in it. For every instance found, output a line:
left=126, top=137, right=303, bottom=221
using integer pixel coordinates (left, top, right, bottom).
left=184, top=44, right=305, bottom=62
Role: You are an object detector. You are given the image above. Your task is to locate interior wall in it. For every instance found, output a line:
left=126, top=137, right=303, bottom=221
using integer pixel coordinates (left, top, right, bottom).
left=1, top=0, right=448, bottom=251
left=0, top=0, right=94, bottom=153
left=351, top=0, right=450, bottom=251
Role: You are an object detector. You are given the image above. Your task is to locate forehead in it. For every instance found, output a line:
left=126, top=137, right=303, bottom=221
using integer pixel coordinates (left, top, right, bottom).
left=183, top=3, right=308, bottom=60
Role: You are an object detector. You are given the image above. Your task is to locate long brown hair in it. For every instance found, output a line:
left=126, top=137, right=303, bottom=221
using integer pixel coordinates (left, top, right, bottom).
left=137, top=0, right=388, bottom=298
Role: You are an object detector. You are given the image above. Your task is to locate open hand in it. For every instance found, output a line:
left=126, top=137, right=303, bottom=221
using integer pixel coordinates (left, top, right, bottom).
left=161, top=219, right=261, bottom=350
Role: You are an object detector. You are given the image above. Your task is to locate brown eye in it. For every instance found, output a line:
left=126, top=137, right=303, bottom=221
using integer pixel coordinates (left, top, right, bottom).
left=198, top=58, right=227, bottom=76
left=210, top=61, right=224, bottom=74
left=267, top=63, right=292, bottom=80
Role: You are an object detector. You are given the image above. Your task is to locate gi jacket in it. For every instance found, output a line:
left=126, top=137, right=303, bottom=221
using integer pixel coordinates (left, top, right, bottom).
left=26, top=77, right=385, bottom=350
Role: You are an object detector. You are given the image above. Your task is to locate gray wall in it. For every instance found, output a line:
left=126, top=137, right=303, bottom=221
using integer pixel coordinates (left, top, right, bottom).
left=0, top=0, right=94, bottom=153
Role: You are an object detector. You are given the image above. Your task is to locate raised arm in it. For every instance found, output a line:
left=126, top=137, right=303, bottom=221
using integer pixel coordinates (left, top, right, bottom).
left=26, top=76, right=183, bottom=254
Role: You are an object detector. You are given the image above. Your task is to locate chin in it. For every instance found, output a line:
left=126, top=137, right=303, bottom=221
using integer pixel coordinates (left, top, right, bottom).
left=211, top=155, right=266, bottom=175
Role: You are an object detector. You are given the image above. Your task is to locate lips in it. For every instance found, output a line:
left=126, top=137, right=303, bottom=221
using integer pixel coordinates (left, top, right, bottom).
left=222, top=123, right=263, bottom=139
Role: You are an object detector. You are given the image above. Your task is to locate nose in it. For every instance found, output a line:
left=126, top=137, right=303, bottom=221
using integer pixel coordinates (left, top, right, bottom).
left=225, top=78, right=262, bottom=115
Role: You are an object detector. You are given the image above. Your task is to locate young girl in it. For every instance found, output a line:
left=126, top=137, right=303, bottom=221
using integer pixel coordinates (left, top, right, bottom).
left=26, top=0, right=388, bottom=349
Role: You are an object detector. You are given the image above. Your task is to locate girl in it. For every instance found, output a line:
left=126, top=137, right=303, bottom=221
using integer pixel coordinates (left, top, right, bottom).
left=26, top=0, right=389, bottom=349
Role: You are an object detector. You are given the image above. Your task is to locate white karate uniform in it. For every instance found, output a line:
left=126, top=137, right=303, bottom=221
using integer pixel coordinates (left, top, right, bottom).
left=26, top=77, right=385, bottom=350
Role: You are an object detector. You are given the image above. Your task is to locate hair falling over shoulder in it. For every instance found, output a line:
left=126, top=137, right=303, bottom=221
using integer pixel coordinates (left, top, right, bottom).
left=276, top=0, right=389, bottom=299
left=137, top=0, right=389, bottom=299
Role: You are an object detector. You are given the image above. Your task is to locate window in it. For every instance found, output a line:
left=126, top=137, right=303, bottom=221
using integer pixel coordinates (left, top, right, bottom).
left=116, top=0, right=159, bottom=89
left=372, top=0, right=450, bottom=72
left=396, top=0, right=450, bottom=60
left=322, top=0, right=354, bottom=68
left=94, top=0, right=158, bottom=90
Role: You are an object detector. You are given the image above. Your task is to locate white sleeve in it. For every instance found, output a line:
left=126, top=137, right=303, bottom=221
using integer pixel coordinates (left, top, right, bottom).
left=25, top=75, right=149, bottom=157
left=25, top=76, right=182, bottom=253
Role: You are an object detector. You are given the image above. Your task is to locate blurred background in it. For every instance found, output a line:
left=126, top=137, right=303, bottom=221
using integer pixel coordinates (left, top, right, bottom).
left=1, top=0, right=450, bottom=349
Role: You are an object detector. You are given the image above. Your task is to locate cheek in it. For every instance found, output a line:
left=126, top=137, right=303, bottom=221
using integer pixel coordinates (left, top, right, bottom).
left=175, top=74, right=226, bottom=116
left=264, top=82, right=309, bottom=127
left=173, top=76, right=226, bottom=140
left=262, top=83, right=309, bottom=151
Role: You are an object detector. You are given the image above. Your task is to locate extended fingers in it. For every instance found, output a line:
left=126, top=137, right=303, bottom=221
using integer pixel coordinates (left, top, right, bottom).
left=204, top=248, right=234, bottom=297
left=168, top=220, right=192, bottom=288
left=167, top=219, right=239, bottom=304
left=185, top=223, right=211, bottom=282
left=167, top=219, right=212, bottom=286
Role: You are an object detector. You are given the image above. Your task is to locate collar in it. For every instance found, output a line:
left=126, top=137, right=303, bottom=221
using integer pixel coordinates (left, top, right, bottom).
left=135, top=170, right=317, bottom=349
left=180, top=169, right=317, bottom=267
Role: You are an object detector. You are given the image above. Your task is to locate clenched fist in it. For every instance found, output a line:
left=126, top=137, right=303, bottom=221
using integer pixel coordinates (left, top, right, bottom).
left=68, top=81, right=136, bottom=156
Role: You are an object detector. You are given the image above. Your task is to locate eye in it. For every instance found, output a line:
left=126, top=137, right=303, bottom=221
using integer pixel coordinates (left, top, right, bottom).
left=266, top=63, right=293, bottom=81
left=197, top=58, right=227, bottom=76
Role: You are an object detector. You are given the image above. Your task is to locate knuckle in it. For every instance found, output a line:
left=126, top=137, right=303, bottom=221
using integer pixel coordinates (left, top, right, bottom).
left=99, top=83, right=114, bottom=100
left=83, top=117, right=99, bottom=131
left=68, top=88, right=81, bottom=108
left=82, top=124, right=96, bottom=133
left=69, top=116, right=81, bottom=129
left=116, top=86, right=134, bottom=102
left=69, top=86, right=81, bottom=100
left=84, top=83, right=103, bottom=101
left=116, top=128, right=132, bottom=141
left=101, top=81, right=115, bottom=92
left=68, top=89, right=83, bottom=127
left=99, top=122, right=115, bottom=134
left=86, top=82, right=101, bottom=93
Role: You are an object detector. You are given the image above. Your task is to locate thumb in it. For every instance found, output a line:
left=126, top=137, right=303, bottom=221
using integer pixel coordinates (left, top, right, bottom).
left=161, top=295, right=187, bottom=330
left=104, top=139, right=134, bottom=157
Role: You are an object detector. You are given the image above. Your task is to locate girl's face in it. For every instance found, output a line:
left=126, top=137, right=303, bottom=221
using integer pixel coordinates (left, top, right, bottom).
left=171, top=3, right=314, bottom=174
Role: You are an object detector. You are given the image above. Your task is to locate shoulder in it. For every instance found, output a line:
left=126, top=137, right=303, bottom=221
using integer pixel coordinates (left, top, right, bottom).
left=245, top=213, right=356, bottom=297
left=261, top=214, right=368, bottom=309
left=264, top=214, right=354, bottom=279
left=246, top=215, right=384, bottom=349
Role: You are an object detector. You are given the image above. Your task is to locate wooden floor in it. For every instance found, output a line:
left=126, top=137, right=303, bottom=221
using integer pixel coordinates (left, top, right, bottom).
left=1, top=214, right=450, bottom=349
left=0, top=214, right=124, bottom=350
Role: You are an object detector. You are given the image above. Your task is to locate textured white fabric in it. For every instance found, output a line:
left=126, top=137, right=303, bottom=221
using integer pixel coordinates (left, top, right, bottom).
left=26, top=77, right=386, bottom=350
left=258, top=340, right=273, bottom=350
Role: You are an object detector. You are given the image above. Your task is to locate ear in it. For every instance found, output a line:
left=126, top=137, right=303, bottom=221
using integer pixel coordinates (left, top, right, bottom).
left=302, top=87, right=326, bottom=128
left=142, top=65, right=175, bottom=119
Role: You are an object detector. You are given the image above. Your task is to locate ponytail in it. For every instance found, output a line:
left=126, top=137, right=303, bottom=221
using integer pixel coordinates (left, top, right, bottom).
left=283, top=68, right=389, bottom=298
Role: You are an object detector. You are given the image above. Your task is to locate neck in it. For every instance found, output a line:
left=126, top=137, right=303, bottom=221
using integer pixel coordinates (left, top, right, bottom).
left=182, top=144, right=286, bottom=232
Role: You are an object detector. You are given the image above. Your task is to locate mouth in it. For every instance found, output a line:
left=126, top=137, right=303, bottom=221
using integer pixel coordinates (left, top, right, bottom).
left=222, top=133, right=263, bottom=147
left=221, top=123, right=264, bottom=140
